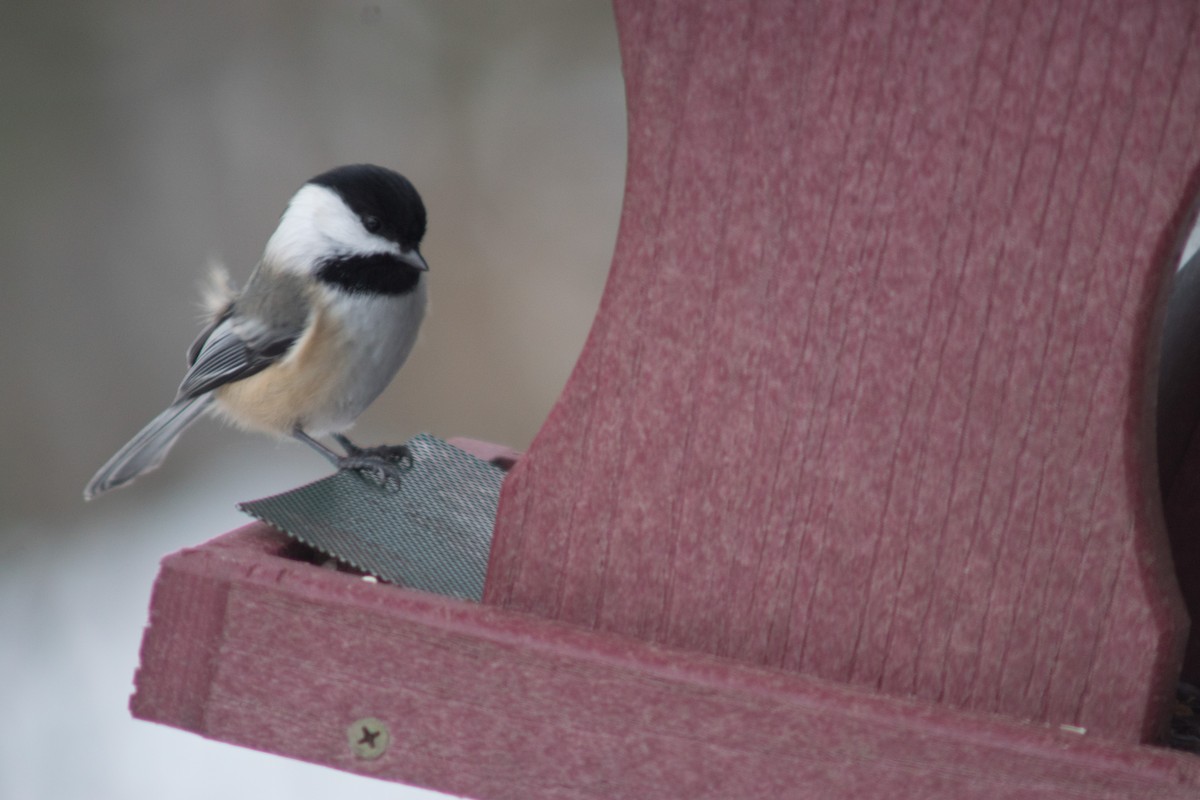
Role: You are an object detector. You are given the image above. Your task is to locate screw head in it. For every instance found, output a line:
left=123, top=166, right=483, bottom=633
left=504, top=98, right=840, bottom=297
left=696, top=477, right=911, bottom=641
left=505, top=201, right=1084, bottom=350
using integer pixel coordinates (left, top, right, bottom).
left=347, top=717, right=391, bottom=759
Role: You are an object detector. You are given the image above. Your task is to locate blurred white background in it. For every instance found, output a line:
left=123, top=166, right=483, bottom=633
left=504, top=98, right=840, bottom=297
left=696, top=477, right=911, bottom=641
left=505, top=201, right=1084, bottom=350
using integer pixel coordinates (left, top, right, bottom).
left=1, top=2, right=625, bottom=798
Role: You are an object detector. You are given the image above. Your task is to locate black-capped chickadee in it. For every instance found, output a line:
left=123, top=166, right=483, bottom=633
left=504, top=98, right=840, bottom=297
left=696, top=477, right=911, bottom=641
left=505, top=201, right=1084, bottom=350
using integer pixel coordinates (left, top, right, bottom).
left=84, top=164, right=429, bottom=500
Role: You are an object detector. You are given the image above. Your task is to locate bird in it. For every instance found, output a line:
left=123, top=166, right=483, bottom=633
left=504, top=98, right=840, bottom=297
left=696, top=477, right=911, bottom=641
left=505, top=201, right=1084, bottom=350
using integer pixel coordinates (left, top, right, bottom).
left=84, top=163, right=429, bottom=500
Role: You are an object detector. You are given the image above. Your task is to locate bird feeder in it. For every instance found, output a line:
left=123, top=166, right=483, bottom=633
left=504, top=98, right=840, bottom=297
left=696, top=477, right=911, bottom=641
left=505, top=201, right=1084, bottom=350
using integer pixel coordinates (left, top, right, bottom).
left=129, top=1, right=1200, bottom=796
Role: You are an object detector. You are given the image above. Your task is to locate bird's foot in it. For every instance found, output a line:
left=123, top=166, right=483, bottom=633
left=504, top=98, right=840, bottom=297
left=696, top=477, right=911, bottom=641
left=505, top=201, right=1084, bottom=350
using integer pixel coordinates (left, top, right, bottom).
left=333, top=434, right=410, bottom=462
left=331, top=434, right=411, bottom=486
left=292, top=428, right=412, bottom=487
left=334, top=453, right=408, bottom=486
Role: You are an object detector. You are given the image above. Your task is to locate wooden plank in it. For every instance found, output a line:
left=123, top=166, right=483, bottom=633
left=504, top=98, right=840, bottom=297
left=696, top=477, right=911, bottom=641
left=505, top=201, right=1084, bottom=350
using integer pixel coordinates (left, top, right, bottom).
left=487, top=0, right=1200, bottom=741
left=132, top=523, right=1200, bottom=800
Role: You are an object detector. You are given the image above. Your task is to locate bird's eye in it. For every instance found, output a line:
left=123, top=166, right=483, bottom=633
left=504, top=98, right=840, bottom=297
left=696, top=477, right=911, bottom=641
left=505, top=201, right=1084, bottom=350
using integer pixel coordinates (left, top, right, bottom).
left=363, top=215, right=382, bottom=233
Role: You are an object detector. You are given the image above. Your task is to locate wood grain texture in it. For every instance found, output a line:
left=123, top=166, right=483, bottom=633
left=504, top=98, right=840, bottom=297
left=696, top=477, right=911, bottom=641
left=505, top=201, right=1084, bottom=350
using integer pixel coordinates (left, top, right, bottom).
left=486, top=0, right=1200, bottom=742
left=132, top=524, right=1200, bottom=800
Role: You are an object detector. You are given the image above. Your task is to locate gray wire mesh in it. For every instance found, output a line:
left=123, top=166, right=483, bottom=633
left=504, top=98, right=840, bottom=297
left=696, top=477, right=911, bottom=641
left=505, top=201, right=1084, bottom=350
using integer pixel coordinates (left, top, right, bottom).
left=238, top=433, right=502, bottom=601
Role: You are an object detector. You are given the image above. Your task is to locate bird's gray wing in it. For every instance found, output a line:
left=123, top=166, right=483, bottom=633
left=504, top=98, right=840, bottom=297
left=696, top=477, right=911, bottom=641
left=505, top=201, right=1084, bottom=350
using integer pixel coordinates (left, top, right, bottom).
left=83, top=394, right=215, bottom=500
left=176, top=313, right=302, bottom=400
left=84, top=272, right=311, bottom=500
left=187, top=300, right=233, bottom=366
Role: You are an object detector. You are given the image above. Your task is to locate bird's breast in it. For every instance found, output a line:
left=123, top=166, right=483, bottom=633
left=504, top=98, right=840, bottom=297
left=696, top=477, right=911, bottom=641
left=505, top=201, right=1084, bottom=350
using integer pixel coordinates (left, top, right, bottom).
left=214, top=281, right=426, bottom=436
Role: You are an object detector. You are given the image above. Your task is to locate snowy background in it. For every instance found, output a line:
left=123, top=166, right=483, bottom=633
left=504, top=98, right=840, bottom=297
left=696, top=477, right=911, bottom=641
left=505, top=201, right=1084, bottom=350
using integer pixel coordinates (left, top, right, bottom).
left=1, top=3, right=624, bottom=798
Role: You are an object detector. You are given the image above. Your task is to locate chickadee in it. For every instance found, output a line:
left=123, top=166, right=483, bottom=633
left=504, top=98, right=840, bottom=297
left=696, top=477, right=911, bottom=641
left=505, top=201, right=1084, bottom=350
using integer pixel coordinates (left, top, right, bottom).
left=84, top=164, right=429, bottom=500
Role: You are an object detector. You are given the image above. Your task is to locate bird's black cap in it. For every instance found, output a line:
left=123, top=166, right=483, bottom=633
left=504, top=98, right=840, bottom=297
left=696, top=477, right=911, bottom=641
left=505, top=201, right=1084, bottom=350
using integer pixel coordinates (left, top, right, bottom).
left=308, top=164, right=427, bottom=251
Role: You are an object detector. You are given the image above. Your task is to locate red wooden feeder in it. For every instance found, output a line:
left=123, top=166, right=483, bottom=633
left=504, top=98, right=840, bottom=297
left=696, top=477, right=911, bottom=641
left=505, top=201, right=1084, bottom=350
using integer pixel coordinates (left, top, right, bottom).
left=130, top=1, right=1200, bottom=797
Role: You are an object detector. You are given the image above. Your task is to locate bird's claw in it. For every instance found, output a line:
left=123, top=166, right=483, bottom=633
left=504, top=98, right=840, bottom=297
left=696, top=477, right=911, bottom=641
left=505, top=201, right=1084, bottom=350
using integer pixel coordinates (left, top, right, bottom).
left=323, top=434, right=412, bottom=486
left=355, top=443, right=412, bottom=463
left=337, top=455, right=404, bottom=487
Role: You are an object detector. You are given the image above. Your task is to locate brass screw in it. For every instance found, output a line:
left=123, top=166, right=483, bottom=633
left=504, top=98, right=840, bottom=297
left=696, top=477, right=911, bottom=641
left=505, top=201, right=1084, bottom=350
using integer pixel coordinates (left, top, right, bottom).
left=348, top=717, right=390, bottom=759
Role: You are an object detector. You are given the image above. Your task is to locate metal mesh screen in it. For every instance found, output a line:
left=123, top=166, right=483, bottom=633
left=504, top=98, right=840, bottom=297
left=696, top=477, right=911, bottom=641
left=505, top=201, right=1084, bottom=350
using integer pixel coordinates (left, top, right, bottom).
left=239, top=433, right=502, bottom=601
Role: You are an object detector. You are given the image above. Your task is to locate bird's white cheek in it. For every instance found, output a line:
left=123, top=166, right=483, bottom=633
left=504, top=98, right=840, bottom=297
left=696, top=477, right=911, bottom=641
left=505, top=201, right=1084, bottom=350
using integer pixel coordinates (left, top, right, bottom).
left=264, top=184, right=399, bottom=274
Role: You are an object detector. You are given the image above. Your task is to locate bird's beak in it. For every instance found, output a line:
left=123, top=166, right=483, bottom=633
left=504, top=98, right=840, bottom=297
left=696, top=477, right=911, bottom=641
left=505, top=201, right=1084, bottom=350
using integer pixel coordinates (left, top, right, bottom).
left=401, top=249, right=429, bottom=272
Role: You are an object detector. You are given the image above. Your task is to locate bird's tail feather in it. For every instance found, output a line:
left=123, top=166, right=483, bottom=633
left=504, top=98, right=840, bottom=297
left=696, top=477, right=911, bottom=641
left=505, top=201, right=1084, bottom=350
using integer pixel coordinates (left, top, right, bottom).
left=83, top=394, right=214, bottom=500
